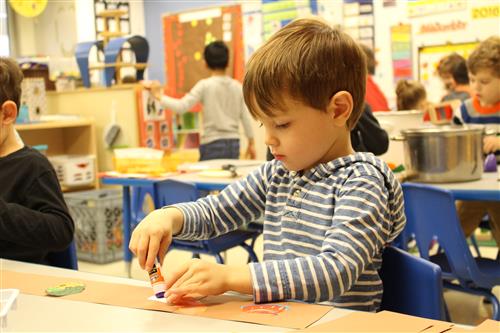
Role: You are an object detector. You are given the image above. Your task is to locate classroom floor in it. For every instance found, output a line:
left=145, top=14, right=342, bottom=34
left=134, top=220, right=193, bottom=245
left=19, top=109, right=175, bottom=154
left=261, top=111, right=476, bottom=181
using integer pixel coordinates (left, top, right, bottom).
left=77, top=234, right=499, bottom=326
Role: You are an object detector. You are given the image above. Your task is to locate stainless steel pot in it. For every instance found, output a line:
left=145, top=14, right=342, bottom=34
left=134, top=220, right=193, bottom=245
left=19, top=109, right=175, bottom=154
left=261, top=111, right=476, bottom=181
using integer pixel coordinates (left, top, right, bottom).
left=400, top=125, right=485, bottom=183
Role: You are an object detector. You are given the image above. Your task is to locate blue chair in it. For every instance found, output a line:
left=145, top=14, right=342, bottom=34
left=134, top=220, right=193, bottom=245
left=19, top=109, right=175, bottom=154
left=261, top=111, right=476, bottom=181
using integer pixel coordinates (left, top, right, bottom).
left=380, top=246, right=446, bottom=320
left=45, top=241, right=78, bottom=270
left=131, top=179, right=261, bottom=264
left=402, top=183, right=500, bottom=320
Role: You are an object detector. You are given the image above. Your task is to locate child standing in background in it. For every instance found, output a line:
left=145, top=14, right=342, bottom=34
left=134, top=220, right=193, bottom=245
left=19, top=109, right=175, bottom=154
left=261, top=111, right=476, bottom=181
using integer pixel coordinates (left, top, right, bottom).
left=130, top=18, right=406, bottom=312
left=0, top=57, right=74, bottom=264
left=145, top=41, right=256, bottom=161
left=456, top=36, right=500, bottom=246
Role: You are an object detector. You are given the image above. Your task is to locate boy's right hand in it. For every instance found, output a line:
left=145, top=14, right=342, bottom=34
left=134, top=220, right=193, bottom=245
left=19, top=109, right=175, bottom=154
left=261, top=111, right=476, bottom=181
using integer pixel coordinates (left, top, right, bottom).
left=129, top=207, right=183, bottom=271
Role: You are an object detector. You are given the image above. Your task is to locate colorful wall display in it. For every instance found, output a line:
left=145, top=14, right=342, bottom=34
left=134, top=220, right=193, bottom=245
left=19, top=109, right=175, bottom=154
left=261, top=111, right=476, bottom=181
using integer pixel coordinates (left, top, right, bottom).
left=262, top=0, right=316, bottom=41
left=407, top=0, right=467, bottom=18
left=343, top=0, right=374, bottom=49
left=390, top=24, right=412, bottom=83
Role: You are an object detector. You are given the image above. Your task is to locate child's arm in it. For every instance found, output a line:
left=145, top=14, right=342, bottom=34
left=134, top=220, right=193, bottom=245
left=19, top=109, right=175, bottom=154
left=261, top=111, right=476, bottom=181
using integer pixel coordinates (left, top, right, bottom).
left=163, top=260, right=253, bottom=303
left=240, top=103, right=256, bottom=159
left=130, top=162, right=272, bottom=271
left=129, top=207, right=184, bottom=271
left=159, top=81, right=205, bottom=114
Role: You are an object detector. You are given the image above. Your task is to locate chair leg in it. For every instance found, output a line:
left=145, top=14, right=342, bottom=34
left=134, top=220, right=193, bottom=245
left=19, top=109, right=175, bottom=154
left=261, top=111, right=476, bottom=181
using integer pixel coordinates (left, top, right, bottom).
left=484, top=292, right=500, bottom=321
left=469, top=234, right=482, bottom=257
left=240, top=242, right=259, bottom=263
left=215, top=253, right=225, bottom=264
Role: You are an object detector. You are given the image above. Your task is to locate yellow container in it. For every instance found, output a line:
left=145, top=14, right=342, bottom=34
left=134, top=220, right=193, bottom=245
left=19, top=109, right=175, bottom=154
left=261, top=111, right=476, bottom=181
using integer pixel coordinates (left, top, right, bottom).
left=113, top=148, right=165, bottom=174
left=162, top=149, right=199, bottom=172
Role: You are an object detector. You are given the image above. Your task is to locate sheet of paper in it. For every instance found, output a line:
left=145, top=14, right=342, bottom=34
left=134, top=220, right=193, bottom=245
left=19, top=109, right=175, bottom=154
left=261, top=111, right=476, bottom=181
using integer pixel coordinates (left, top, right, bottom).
left=297, top=310, right=453, bottom=332
left=470, top=319, right=500, bottom=332
left=2, top=270, right=331, bottom=329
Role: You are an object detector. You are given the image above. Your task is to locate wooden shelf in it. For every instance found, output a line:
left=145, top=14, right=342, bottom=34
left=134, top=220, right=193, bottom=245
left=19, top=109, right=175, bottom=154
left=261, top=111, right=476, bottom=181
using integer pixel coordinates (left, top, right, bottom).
left=15, top=118, right=99, bottom=191
left=15, top=118, right=93, bottom=131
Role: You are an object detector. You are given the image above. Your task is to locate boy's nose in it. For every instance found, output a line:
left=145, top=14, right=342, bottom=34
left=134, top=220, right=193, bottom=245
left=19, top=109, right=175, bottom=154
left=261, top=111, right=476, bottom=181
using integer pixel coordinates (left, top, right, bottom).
left=264, top=132, right=278, bottom=148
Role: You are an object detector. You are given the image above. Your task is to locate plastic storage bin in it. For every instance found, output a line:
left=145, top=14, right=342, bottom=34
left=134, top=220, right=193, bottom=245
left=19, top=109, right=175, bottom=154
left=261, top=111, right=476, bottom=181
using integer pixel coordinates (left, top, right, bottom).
left=49, top=155, right=95, bottom=187
left=64, top=189, right=123, bottom=264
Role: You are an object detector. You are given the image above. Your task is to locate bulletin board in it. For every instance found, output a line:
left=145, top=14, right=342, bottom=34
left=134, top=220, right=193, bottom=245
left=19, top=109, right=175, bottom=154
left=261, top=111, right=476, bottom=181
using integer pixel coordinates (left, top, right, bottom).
left=162, top=5, right=244, bottom=99
left=418, top=42, right=479, bottom=103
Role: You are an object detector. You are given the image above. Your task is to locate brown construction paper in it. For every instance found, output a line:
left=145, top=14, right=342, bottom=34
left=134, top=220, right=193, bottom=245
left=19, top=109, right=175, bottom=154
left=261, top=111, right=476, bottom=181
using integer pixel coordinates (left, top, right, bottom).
left=1, top=270, right=331, bottom=329
left=296, top=310, right=453, bottom=332
left=470, top=319, right=500, bottom=332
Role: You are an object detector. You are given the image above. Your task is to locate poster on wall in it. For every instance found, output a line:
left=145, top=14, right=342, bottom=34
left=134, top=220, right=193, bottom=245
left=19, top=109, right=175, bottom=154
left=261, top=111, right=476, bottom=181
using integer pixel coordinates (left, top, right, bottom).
left=390, top=24, right=412, bottom=84
left=162, top=5, right=245, bottom=97
left=242, top=2, right=263, bottom=62
left=262, top=0, right=316, bottom=41
left=343, top=0, right=374, bottom=49
left=418, top=42, right=479, bottom=103
left=136, top=88, right=174, bottom=151
left=407, top=0, right=466, bottom=18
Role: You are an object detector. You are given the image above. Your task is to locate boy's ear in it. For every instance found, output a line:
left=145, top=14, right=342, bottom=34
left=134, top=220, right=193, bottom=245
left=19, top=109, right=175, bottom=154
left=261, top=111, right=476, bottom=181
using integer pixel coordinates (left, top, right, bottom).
left=1, top=101, right=18, bottom=124
left=327, top=91, right=353, bottom=127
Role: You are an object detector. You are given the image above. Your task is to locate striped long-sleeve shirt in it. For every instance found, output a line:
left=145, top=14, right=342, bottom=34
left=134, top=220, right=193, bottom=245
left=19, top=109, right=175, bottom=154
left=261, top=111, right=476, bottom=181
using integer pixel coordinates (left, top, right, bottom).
left=173, top=152, right=406, bottom=311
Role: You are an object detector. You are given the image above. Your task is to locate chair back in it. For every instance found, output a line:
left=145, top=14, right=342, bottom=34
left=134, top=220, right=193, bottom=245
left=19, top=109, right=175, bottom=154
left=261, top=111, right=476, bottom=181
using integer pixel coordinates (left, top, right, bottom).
left=402, top=183, right=487, bottom=287
left=154, top=180, right=199, bottom=206
left=45, top=241, right=78, bottom=270
left=380, top=246, right=445, bottom=320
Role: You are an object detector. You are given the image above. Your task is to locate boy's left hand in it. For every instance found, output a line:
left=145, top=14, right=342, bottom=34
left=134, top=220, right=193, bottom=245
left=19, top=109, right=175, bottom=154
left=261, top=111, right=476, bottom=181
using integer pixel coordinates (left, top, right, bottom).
left=164, top=259, right=252, bottom=304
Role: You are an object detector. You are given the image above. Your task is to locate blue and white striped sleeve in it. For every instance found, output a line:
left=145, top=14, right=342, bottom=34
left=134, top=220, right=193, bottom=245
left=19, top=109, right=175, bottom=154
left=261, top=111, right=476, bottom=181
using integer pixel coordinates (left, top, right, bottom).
left=249, top=170, right=393, bottom=303
left=172, top=163, right=272, bottom=240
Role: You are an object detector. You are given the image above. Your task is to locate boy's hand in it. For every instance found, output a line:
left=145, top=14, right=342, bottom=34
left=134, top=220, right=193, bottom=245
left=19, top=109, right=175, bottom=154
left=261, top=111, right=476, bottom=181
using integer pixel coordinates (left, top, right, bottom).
left=140, top=80, right=163, bottom=100
left=483, top=135, right=500, bottom=154
left=164, top=259, right=253, bottom=303
left=129, top=208, right=183, bottom=271
left=244, top=139, right=256, bottom=160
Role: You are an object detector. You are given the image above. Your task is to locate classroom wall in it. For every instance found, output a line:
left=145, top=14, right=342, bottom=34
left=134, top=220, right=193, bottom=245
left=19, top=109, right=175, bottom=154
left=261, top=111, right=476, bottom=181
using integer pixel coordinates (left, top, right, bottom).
left=143, top=1, right=226, bottom=84
left=372, top=0, right=500, bottom=106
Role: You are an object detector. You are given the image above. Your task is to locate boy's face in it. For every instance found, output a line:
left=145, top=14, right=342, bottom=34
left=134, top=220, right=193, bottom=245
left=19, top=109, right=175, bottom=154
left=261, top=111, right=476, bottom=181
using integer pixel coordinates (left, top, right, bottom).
left=439, top=73, right=456, bottom=92
left=469, top=69, right=500, bottom=106
left=257, top=96, right=350, bottom=172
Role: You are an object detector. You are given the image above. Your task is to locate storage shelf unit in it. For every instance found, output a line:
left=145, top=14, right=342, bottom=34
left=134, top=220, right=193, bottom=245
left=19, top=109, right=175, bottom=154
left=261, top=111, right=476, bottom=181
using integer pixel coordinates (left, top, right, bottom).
left=15, top=118, right=99, bottom=192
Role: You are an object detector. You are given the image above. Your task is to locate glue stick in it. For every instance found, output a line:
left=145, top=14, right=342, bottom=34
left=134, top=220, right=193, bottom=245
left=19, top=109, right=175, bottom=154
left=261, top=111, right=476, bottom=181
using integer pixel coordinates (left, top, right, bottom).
left=148, top=259, right=166, bottom=298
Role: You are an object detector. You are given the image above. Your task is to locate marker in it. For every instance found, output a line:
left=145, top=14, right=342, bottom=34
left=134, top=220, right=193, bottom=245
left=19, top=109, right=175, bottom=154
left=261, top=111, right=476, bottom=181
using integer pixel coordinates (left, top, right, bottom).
left=148, top=259, right=166, bottom=298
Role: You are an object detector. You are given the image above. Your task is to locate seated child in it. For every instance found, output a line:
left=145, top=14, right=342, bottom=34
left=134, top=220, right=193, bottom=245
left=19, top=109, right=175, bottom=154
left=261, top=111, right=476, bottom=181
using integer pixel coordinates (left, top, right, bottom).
left=0, top=57, right=74, bottom=264
left=129, top=18, right=406, bottom=312
left=436, top=53, right=471, bottom=102
left=395, top=79, right=433, bottom=112
left=456, top=36, right=500, bottom=246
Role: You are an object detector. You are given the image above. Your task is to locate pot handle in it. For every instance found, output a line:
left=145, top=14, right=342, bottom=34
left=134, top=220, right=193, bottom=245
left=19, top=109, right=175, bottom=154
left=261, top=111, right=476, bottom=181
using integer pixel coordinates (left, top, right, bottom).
left=390, top=135, right=406, bottom=141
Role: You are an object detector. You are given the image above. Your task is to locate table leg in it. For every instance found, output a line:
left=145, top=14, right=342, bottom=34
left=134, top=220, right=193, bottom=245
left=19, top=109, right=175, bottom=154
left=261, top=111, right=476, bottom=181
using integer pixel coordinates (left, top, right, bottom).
left=122, top=185, right=132, bottom=278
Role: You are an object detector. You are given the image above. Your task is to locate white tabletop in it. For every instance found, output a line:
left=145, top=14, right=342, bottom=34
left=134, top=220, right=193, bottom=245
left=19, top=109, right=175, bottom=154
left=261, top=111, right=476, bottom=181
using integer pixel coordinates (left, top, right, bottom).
left=0, top=259, right=352, bottom=332
left=416, top=171, right=500, bottom=201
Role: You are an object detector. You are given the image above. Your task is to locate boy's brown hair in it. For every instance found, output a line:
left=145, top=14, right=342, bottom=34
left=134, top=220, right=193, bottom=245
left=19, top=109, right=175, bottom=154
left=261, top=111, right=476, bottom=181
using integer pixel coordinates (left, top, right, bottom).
left=243, top=18, right=366, bottom=130
left=395, top=80, right=426, bottom=110
left=467, top=36, right=500, bottom=77
left=0, top=57, right=23, bottom=109
left=436, top=53, right=469, bottom=85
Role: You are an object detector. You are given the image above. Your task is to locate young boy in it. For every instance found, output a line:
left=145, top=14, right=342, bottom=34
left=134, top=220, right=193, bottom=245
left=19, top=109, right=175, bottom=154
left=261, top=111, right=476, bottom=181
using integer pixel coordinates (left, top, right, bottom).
left=130, top=18, right=406, bottom=311
left=456, top=36, right=500, bottom=246
left=145, top=41, right=256, bottom=161
left=0, top=57, right=74, bottom=264
left=437, top=53, right=471, bottom=102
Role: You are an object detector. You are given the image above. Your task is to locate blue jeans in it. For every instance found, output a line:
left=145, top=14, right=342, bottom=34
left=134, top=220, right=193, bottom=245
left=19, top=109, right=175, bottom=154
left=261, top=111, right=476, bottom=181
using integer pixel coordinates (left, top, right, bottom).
left=199, top=139, right=240, bottom=161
